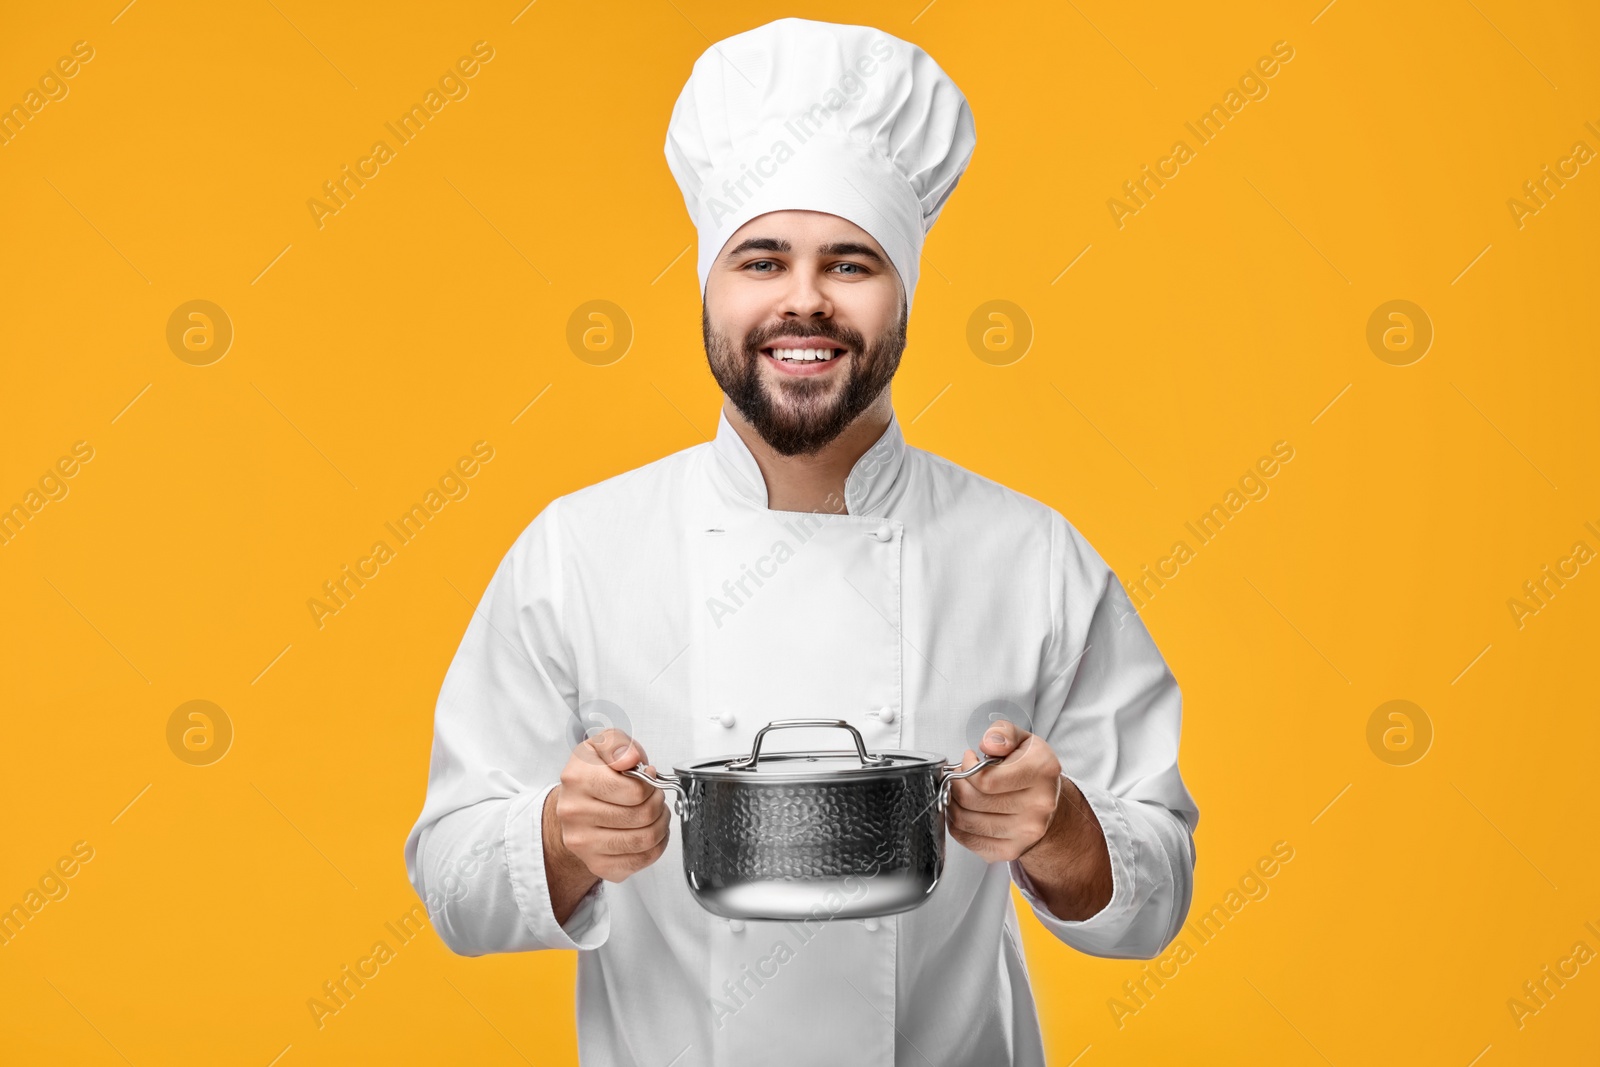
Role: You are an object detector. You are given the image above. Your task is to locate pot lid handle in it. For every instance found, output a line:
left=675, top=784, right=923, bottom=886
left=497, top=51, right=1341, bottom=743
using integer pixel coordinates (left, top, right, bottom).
left=726, top=718, right=894, bottom=772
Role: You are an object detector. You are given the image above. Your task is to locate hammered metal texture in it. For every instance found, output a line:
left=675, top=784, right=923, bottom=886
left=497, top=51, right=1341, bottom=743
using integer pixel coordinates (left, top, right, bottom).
left=681, top=768, right=943, bottom=883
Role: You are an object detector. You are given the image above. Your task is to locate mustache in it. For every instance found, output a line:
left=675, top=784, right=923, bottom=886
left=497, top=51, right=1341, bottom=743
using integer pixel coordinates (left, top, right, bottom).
left=745, top=322, right=864, bottom=351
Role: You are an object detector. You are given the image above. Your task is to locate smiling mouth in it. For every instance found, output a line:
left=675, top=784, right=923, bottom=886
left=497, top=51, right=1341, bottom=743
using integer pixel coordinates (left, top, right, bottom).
left=761, top=347, right=847, bottom=364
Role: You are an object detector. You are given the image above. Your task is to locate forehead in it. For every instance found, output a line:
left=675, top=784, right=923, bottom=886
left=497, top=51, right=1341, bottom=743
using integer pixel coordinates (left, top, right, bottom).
left=719, top=209, right=888, bottom=257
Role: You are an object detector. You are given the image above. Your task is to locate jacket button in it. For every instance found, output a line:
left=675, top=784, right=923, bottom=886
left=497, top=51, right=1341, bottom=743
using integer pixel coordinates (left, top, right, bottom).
left=872, top=523, right=892, bottom=542
left=729, top=919, right=745, bottom=933
left=710, top=712, right=736, bottom=728
left=864, top=917, right=880, bottom=932
left=869, top=705, right=896, bottom=724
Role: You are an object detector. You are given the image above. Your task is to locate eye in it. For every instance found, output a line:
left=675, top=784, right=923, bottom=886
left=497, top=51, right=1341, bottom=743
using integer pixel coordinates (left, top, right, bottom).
left=831, top=262, right=870, bottom=276
left=743, top=259, right=781, bottom=273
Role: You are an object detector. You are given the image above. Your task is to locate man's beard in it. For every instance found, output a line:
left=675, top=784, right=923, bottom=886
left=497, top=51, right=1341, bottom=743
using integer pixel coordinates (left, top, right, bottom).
left=701, top=305, right=907, bottom=457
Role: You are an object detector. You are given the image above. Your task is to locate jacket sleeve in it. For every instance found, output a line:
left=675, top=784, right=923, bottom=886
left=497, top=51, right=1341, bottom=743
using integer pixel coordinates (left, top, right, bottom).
left=402, top=497, right=613, bottom=955
left=1007, top=512, right=1200, bottom=960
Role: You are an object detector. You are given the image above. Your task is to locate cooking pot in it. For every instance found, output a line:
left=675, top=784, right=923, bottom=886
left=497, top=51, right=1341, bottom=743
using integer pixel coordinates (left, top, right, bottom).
left=624, top=718, right=1000, bottom=921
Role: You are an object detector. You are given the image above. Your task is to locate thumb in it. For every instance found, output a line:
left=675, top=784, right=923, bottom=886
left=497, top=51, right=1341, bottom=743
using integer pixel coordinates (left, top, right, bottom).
left=980, top=719, right=1023, bottom=759
left=588, top=728, right=647, bottom=771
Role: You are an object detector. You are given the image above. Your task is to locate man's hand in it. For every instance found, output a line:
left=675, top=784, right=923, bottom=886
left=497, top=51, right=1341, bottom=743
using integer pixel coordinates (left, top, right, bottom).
left=948, top=719, right=1114, bottom=921
left=947, top=719, right=1065, bottom=863
left=550, top=727, right=671, bottom=884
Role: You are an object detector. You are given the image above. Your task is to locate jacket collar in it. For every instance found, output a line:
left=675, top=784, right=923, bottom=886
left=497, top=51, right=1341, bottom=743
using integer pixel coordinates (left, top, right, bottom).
left=709, top=405, right=908, bottom=517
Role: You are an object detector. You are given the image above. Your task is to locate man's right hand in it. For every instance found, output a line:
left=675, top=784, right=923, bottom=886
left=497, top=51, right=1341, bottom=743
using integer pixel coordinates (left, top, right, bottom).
left=550, top=727, right=671, bottom=884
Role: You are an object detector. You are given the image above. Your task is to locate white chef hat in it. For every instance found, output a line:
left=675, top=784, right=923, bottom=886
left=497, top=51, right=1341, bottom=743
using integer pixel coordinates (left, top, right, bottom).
left=664, top=17, right=976, bottom=314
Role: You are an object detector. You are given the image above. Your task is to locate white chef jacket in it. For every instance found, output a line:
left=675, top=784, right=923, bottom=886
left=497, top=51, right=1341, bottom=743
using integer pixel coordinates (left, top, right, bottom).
left=404, top=406, right=1199, bottom=1067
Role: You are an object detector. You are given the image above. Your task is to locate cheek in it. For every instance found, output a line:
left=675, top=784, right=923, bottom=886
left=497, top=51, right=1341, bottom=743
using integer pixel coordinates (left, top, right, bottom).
left=710, top=309, right=766, bottom=353
left=705, top=321, right=750, bottom=362
left=707, top=276, right=773, bottom=325
left=839, top=285, right=901, bottom=339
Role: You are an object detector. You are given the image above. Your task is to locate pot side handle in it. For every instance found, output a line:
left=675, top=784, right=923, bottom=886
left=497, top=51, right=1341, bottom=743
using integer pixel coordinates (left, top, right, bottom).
left=623, top=763, right=684, bottom=797
left=623, top=763, right=686, bottom=818
left=938, top=754, right=1002, bottom=811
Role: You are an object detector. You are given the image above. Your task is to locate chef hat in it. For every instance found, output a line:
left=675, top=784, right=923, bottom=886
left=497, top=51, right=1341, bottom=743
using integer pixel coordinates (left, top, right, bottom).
left=664, top=17, right=975, bottom=314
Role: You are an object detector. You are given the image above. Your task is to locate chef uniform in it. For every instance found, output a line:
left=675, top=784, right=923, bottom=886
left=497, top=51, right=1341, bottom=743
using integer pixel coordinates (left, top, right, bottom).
left=404, top=17, right=1199, bottom=1067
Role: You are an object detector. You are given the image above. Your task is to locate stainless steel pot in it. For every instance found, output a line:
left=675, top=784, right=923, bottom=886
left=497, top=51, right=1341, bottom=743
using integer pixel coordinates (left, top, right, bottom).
left=624, top=718, right=999, bottom=921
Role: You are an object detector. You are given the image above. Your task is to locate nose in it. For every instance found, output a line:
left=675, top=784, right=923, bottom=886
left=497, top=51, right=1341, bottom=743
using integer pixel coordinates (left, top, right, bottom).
left=776, top=266, right=832, bottom=322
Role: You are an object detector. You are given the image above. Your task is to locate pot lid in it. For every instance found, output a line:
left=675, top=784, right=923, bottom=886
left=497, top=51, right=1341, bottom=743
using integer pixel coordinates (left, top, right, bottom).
left=682, top=747, right=946, bottom=778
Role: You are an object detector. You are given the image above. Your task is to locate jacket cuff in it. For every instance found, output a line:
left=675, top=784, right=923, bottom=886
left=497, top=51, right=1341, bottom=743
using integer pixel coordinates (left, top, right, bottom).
left=505, top=783, right=610, bottom=950
left=1009, top=773, right=1137, bottom=938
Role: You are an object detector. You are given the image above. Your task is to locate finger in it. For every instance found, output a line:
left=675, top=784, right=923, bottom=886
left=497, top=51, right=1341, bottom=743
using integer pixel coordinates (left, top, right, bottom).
left=949, top=818, right=1009, bottom=848
left=952, top=825, right=1009, bottom=846
left=951, top=751, right=1029, bottom=809
left=967, top=739, right=1056, bottom=795
left=964, top=759, right=1040, bottom=795
left=575, top=758, right=659, bottom=806
left=950, top=773, right=988, bottom=810
left=948, top=801, right=1013, bottom=841
left=585, top=791, right=666, bottom=829
left=586, top=727, right=650, bottom=772
left=978, top=719, right=1026, bottom=760
left=594, top=806, right=671, bottom=856
left=949, top=784, right=1029, bottom=814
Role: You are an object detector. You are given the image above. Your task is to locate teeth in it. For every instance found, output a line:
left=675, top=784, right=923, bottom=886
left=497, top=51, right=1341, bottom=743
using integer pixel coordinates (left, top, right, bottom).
left=771, top=348, right=840, bottom=362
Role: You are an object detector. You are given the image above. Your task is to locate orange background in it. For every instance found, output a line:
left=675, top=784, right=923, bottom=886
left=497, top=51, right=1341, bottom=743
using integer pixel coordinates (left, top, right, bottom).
left=2, top=1, right=1597, bottom=1063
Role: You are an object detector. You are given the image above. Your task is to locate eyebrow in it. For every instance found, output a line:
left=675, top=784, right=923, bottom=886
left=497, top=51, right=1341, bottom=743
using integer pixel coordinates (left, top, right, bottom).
left=722, top=237, right=887, bottom=266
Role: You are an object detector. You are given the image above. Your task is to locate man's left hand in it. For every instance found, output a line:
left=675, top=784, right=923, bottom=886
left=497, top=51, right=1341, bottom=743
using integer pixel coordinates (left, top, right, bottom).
left=947, top=719, right=1066, bottom=864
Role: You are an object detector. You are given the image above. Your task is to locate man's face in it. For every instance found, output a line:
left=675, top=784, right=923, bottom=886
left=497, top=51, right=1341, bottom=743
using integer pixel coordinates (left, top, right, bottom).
left=702, top=210, right=907, bottom=457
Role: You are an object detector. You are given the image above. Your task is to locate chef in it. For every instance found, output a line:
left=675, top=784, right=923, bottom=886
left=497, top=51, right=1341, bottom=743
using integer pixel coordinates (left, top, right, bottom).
left=404, top=17, right=1198, bottom=1067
